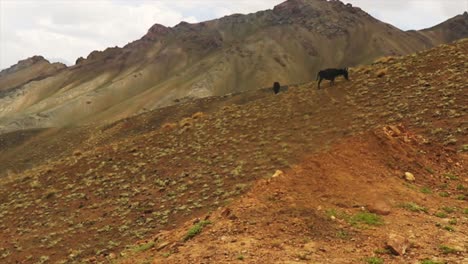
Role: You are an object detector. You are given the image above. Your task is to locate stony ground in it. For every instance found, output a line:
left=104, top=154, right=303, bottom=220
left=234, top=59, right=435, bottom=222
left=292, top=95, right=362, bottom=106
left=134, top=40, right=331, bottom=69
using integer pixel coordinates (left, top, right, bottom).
left=139, top=126, right=467, bottom=264
left=0, top=39, right=466, bottom=264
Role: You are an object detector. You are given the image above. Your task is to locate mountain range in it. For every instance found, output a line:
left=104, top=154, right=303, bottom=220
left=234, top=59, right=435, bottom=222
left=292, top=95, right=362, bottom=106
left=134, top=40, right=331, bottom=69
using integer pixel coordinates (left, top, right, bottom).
left=0, top=0, right=467, bottom=133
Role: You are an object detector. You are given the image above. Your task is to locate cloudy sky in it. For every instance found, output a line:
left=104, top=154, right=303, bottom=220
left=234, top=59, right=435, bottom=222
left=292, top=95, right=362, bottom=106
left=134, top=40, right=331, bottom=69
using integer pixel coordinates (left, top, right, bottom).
left=0, top=0, right=466, bottom=70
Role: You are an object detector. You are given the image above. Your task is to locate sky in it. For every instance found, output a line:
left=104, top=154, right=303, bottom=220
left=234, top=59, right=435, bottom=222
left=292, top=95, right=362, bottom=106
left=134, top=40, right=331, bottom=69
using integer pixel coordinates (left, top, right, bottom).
left=0, top=0, right=466, bottom=70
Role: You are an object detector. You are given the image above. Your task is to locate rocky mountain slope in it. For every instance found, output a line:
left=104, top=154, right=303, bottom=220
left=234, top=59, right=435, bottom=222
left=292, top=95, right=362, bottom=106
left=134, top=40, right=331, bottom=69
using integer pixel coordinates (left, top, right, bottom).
left=416, top=11, right=468, bottom=45
left=0, top=56, right=66, bottom=93
left=0, top=38, right=466, bottom=264
left=0, top=0, right=467, bottom=133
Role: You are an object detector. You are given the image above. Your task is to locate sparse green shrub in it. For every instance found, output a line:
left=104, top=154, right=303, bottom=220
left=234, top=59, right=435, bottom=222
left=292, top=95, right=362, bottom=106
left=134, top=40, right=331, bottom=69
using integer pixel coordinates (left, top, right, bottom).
left=401, top=202, right=428, bottom=213
left=425, top=167, right=434, bottom=174
left=326, top=209, right=349, bottom=220
left=434, top=212, right=447, bottom=218
left=439, top=191, right=450, bottom=197
left=365, top=256, right=384, bottom=264
left=420, top=187, right=432, bottom=194
left=439, top=245, right=459, bottom=254
left=350, top=212, right=384, bottom=226
left=336, top=230, right=350, bottom=239
left=461, top=144, right=468, bottom=152
left=443, top=173, right=458, bottom=180
left=441, top=206, right=455, bottom=213
left=131, top=241, right=155, bottom=252
left=183, top=220, right=211, bottom=241
left=443, top=225, right=455, bottom=232
left=420, top=260, right=444, bottom=264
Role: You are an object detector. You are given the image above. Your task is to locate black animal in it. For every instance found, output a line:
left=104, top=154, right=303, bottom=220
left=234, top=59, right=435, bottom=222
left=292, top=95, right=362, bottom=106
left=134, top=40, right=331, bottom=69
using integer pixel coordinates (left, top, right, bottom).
left=316, top=68, right=349, bottom=89
left=273, top=82, right=281, bottom=94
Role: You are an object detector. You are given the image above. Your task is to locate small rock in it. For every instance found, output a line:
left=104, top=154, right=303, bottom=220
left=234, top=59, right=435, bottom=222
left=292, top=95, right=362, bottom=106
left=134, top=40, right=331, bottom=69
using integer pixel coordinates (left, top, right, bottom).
left=272, top=170, right=284, bottom=178
left=404, top=172, right=415, bottom=182
left=386, top=233, right=410, bottom=255
left=221, top=208, right=231, bottom=218
left=368, top=201, right=391, bottom=215
left=156, top=241, right=169, bottom=250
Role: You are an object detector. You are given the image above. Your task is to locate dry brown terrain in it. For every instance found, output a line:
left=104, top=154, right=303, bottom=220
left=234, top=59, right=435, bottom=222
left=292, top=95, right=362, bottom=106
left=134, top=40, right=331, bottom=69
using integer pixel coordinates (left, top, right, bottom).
left=1, top=0, right=467, bottom=133
left=0, top=38, right=466, bottom=263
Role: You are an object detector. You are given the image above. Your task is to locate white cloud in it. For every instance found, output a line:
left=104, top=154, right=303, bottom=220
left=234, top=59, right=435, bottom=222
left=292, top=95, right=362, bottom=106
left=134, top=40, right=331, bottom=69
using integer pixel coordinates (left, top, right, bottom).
left=0, top=0, right=202, bottom=69
left=344, top=0, right=467, bottom=30
left=0, top=0, right=466, bottom=70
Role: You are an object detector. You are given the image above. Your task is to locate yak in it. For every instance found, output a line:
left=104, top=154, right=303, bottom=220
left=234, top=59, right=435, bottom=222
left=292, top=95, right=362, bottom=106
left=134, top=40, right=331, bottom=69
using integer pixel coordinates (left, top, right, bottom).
left=273, top=82, right=281, bottom=94
left=316, top=68, right=349, bottom=89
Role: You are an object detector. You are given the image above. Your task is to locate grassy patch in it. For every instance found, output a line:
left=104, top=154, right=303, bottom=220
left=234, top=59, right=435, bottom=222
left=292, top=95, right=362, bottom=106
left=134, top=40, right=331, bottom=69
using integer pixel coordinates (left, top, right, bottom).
left=425, top=167, right=434, bottom=174
left=438, top=192, right=449, bottom=197
left=420, top=260, right=444, bottom=264
left=434, top=212, right=447, bottom=218
left=365, top=256, right=384, bottom=264
left=441, top=206, right=455, bottom=214
left=439, top=183, right=448, bottom=189
left=439, top=245, right=459, bottom=254
left=403, top=182, right=417, bottom=190
left=442, top=225, right=455, bottom=232
left=420, top=187, right=432, bottom=194
left=336, top=230, right=350, bottom=239
left=401, top=202, right=428, bottom=213
left=443, top=173, right=458, bottom=180
left=350, top=212, right=384, bottom=227
left=130, top=241, right=155, bottom=252
left=325, top=209, right=349, bottom=220
left=183, top=220, right=211, bottom=241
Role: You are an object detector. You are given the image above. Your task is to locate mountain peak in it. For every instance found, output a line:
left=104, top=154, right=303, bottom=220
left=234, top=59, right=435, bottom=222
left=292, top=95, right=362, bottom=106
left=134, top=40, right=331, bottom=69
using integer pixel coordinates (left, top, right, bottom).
left=0, top=55, right=49, bottom=77
left=273, top=0, right=322, bottom=13
left=20, top=55, right=48, bottom=65
left=142, top=23, right=172, bottom=41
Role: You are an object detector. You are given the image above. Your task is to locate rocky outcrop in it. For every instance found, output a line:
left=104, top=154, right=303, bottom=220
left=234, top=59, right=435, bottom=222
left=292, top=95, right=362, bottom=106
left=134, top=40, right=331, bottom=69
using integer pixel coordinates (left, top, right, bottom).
left=0, top=56, right=66, bottom=92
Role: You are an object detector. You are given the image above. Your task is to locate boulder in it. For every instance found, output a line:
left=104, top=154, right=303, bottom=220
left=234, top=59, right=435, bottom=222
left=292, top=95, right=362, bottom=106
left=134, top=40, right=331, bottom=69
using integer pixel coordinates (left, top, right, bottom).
left=386, top=233, right=410, bottom=255
left=368, top=200, right=391, bottom=215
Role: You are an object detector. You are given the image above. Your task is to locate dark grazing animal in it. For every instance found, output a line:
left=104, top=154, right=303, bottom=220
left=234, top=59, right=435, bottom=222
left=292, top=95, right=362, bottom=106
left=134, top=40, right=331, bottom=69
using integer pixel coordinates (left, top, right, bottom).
left=316, top=68, right=349, bottom=89
left=273, top=82, right=281, bottom=94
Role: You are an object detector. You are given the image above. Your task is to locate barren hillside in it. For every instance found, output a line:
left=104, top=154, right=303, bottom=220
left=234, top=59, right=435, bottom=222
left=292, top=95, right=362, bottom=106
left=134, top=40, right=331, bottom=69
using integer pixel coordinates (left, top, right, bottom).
left=0, top=0, right=467, bottom=133
left=0, top=38, right=466, bottom=263
left=0, top=56, right=66, bottom=93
